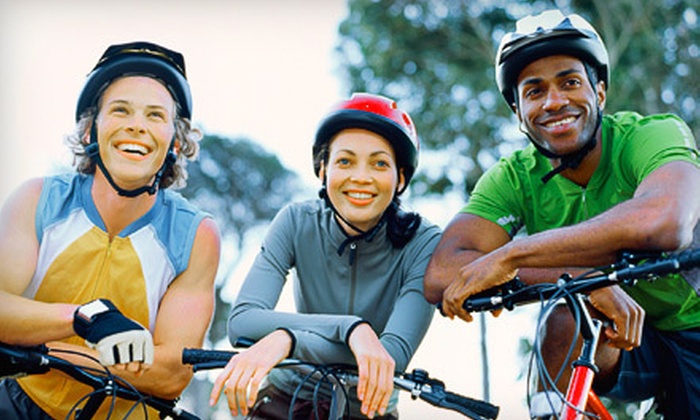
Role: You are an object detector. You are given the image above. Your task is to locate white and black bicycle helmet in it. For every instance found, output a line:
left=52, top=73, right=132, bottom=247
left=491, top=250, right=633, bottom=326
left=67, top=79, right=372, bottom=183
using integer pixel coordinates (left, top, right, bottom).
left=495, top=10, right=610, bottom=183
left=495, top=9, right=609, bottom=108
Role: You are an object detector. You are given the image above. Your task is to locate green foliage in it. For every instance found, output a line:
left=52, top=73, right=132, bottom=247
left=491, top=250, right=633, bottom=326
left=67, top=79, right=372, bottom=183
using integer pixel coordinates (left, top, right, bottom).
left=182, top=134, right=299, bottom=247
left=337, top=0, right=700, bottom=198
left=181, top=134, right=299, bottom=345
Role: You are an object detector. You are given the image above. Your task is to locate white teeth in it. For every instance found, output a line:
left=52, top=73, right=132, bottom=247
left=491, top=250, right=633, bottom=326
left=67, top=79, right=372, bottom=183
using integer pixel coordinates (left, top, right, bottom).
left=546, top=116, right=575, bottom=128
left=117, top=143, right=148, bottom=155
left=348, top=192, right=372, bottom=200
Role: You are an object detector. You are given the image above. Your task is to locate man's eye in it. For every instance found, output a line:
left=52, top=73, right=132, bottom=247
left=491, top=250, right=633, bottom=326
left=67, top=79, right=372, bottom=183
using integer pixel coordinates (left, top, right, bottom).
left=525, top=88, right=541, bottom=98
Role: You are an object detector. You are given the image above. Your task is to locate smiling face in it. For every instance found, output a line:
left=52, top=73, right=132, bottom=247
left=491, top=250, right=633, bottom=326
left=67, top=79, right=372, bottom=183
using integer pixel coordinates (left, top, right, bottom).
left=93, top=76, right=176, bottom=191
left=320, top=128, right=404, bottom=234
left=515, top=55, right=605, bottom=157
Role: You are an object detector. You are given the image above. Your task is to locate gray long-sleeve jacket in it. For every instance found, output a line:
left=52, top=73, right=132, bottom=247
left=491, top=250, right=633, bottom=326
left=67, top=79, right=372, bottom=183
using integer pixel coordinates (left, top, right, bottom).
left=228, top=199, right=440, bottom=413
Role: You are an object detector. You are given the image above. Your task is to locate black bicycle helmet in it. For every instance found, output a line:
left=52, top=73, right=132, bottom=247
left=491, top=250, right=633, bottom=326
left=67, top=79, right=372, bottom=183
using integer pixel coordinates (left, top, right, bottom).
left=76, top=41, right=192, bottom=121
left=314, top=93, right=419, bottom=191
left=495, top=9, right=609, bottom=108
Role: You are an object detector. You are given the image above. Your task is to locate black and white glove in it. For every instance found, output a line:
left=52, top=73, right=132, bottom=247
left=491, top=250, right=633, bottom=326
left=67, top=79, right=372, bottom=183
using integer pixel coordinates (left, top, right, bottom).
left=73, top=299, right=154, bottom=366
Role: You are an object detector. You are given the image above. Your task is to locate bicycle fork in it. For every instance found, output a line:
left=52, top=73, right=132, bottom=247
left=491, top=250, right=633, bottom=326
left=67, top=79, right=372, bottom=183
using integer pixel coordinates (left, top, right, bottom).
left=561, top=294, right=612, bottom=420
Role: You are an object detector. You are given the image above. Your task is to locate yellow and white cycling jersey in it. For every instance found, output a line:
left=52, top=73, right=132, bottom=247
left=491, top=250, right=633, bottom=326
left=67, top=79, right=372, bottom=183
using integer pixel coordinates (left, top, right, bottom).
left=19, top=173, right=207, bottom=419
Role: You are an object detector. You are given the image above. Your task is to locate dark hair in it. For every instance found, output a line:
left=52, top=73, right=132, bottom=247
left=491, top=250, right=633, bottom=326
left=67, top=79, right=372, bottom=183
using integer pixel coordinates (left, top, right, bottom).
left=385, top=199, right=421, bottom=248
left=315, top=128, right=422, bottom=248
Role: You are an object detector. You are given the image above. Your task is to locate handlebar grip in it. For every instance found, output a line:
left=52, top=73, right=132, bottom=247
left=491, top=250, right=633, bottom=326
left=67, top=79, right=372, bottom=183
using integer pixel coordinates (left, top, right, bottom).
left=172, top=408, right=200, bottom=420
left=420, top=389, right=499, bottom=420
left=678, top=248, right=700, bottom=270
left=617, top=248, right=700, bottom=281
left=181, top=348, right=236, bottom=365
left=616, top=259, right=680, bottom=281
left=463, top=296, right=503, bottom=313
left=0, top=344, right=51, bottom=377
left=444, top=391, right=500, bottom=419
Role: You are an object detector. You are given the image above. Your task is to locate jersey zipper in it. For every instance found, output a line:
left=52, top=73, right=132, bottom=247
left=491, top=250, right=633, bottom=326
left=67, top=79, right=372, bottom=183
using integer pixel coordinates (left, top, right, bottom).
left=90, top=237, right=113, bottom=298
left=348, top=242, right=358, bottom=314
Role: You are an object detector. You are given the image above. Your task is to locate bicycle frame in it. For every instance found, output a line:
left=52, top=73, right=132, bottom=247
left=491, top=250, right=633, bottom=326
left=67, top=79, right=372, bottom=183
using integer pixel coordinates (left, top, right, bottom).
left=459, top=249, right=700, bottom=420
left=558, top=293, right=612, bottom=420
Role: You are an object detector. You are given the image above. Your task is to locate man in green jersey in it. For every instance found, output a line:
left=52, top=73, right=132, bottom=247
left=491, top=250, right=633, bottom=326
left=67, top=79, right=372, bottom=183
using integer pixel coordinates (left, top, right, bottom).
left=424, top=9, right=700, bottom=419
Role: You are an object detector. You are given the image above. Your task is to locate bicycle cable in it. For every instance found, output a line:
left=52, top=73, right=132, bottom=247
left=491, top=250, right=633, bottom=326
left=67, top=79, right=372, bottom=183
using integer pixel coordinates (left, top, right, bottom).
left=51, top=347, right=152, bottom=420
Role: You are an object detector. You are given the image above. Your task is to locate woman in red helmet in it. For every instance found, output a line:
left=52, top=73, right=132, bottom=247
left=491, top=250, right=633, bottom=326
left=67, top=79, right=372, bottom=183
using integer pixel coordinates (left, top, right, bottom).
left=210, top=93, right=441, bottom=419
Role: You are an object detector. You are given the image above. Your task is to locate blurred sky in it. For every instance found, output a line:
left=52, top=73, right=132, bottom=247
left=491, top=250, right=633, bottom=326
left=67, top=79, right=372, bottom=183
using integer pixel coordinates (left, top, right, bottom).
left=0, top=1, right=535, bottom=418
left=0, top=0, right=347, bottom=203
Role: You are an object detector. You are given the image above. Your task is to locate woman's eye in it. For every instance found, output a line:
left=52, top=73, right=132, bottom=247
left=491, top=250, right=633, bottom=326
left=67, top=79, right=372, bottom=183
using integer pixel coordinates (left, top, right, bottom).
left=149, top=111, right=166, bottom=120
left=110, top=106, right=128, bottom=114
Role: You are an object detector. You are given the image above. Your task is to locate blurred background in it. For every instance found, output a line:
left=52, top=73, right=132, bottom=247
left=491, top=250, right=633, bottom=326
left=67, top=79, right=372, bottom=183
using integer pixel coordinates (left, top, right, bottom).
left=1, top=0, right=697, bottom=418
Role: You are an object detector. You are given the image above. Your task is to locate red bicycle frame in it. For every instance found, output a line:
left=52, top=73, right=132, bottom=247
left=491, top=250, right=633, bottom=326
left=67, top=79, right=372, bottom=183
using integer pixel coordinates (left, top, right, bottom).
left=559, top=294, right=613, bottom=420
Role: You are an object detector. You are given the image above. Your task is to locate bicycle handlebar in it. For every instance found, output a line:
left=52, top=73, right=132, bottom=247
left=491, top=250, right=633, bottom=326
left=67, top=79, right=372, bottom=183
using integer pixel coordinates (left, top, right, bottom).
left=182, top=348, right=500, bottom=420
left=0, top=343, right=197, bottom=420
left=462, top=248, right=700, bottom=313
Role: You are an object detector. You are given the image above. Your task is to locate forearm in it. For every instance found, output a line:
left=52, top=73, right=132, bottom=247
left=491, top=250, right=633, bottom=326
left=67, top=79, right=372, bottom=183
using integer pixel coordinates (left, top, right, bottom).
left=292, top=329, right=356, bottom=365
left=0, top=292, right=77, bottom=345
left=425, top=214, right=511, bottom=303
left=48, top=339, right=195, bottom=400
left=379, top=289, right=435, bottom=371
left=127, top=300, right=211, bottom=399
left=123, top=342, right=195, bottom=399
left=229, top=305, right=362, bottom=348
left=498, top=192, right=696, bottom=272
left=425, top=247, right=484, bottom=303
left=516, top=267, right=593, bottom=285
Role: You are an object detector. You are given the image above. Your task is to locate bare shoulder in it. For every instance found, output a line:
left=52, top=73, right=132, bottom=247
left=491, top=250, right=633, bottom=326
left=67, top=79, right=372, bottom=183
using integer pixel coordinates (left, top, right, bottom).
left=2, top=178, right=44, bottom=209
left=194, top=217, right=221, bottom=253
left=179, top=216, right=221, bottom=287
left=0, top=178, right=44, bottom=229
left=0, top=178, right=45, bottom=294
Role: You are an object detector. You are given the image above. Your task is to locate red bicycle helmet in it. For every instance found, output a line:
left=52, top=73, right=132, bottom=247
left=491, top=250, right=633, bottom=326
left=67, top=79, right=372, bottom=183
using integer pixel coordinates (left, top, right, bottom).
left=495, top=9, right=609, bottom=108
left=314, top=93, right=419, bottom=190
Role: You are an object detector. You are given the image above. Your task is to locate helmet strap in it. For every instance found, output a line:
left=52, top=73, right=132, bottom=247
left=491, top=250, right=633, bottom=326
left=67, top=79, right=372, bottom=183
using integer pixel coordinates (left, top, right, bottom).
left=87, top=123, right=176, bottom=197
left=318, top=183, right=366, bottom=236
left=531, top=109, right=603, bottom=184
left=318, top=174, right=392, bottom=262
